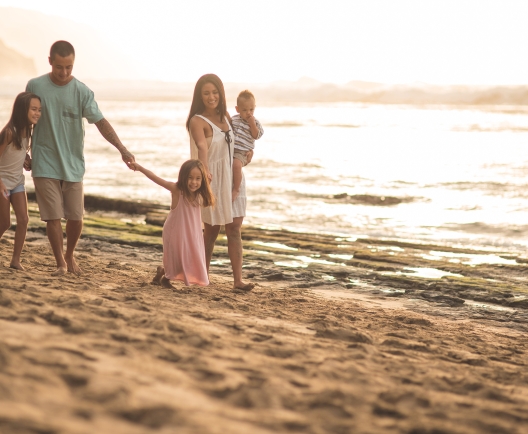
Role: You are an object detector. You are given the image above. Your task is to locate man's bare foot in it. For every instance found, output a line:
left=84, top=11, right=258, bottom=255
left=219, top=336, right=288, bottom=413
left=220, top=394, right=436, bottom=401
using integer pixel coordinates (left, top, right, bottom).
left=9, top=262, right=25, bottom=271
left=160, top=276, right=175, bottom=289
left=51, top=266, right=67, bottom=276
left=151, top=266, right=165, bottom=285
left=232, top=189, right=240, bottom=202
left=66, top=256, right=82, bottom=276
left=233, top=282, right=255, bottom=291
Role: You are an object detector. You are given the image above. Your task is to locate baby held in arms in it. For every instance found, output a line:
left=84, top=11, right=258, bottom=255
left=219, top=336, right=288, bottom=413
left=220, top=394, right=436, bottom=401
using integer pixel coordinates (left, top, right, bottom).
left=231, top=90, right=264, bottom=201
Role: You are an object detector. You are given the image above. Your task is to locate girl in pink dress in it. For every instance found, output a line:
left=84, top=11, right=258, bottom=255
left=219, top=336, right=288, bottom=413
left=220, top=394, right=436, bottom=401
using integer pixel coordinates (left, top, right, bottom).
left=130, top=159, right=215, bottom=288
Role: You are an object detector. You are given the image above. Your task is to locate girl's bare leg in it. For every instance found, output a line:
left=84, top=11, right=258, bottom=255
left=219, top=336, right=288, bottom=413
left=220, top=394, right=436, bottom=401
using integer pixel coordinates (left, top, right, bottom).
left=9, top=192, right=29, bottom=270
left=225, top=217, right=254, bottom=290
left=0, top=192, right=12, bottom=241
left=203, top=223, right=220, bottom=273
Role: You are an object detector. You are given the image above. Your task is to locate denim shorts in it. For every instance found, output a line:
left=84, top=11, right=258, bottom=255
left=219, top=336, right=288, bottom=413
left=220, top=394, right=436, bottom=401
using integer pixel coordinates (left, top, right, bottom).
left=8, top=184, right=25, bottom=196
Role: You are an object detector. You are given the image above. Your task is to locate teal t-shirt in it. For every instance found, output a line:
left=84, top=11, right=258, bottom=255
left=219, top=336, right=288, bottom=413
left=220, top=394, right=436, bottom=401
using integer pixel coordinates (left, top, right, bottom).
left=26, top=74, right=104, bottom=182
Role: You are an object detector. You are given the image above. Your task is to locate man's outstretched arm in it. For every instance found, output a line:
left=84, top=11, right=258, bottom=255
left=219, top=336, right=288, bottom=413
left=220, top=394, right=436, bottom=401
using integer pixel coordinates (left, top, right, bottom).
left=95, top=118, right=135, bottom=166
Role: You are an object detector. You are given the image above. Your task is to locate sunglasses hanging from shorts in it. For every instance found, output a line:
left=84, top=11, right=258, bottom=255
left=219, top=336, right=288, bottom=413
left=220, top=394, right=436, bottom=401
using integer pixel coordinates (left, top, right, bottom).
left=222, top=130, right=232, bottom=168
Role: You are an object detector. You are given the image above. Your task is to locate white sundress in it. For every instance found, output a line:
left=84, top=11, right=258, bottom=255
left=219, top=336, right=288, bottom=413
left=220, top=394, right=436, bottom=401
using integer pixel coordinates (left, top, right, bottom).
left=190, top=115, right=246, bottom=226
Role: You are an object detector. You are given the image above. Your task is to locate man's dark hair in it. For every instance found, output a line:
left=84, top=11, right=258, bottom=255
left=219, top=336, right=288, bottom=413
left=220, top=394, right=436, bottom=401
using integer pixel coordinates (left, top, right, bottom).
left=50, top=41, right=75, bottom=59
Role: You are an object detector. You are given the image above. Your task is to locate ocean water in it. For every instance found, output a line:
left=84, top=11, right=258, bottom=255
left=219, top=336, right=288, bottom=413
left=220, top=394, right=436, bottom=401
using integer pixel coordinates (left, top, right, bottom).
left=3, top=98, right=528, bottom=252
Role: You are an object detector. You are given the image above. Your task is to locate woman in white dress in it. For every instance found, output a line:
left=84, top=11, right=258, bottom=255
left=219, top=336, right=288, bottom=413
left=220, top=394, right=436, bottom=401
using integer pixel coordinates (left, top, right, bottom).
left=187, top=74, right=254, bottom=291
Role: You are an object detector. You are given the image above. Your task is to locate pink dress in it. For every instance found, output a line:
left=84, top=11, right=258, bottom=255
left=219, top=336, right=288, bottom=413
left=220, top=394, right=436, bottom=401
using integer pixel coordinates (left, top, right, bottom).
left=162, top=192, right=209, bottom=286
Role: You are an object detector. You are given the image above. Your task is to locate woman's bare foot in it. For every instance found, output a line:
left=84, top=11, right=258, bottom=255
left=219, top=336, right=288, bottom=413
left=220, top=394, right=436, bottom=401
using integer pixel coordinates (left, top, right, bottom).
left=66, top=256, right=82, bottom=276
left=151, top=266, right=165, bottom=285
left=51, top=266, right=67, bottom=276
left=9, top=262, right=25, bottom=271
left=233, top=281, right=255, bottom=291
left=160, top=276, right=175, bottom=289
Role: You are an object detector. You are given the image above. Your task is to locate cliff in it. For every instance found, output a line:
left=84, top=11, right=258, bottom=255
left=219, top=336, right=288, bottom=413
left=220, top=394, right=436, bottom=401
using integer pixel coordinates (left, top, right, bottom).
left=0, top=38, right=37, bottom=78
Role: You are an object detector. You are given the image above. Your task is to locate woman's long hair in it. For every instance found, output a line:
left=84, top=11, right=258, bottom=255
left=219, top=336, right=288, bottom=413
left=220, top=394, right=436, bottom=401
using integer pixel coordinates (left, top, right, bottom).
left=177, top=159, right=215, bottom=208
left=0, top=92, right=40, bottom=150
left=186, top=74, right=228, bottom=131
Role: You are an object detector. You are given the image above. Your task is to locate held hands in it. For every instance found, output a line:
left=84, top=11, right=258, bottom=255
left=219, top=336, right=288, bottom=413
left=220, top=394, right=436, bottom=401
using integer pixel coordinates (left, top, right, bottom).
left=127, top=161, right=141, bottom=172
left=121, top=149, right=136, bottom=169
left=23, top=154, right=32, bottom=171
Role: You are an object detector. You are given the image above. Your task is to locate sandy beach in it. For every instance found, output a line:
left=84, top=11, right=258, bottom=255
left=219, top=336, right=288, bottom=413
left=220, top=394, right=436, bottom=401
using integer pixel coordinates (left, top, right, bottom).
left=1, top=198, right=528, bottom=434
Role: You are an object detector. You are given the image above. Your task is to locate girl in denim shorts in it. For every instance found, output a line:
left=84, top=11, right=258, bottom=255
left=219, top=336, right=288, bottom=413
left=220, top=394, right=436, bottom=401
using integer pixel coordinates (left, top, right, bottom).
left=0, top=92, right=41, bottom=270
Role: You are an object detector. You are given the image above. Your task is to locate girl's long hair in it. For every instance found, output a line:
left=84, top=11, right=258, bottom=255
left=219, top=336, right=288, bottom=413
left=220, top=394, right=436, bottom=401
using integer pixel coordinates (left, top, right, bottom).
left=186, top=74, right=228, bottom=131
left=177, top=159, right=215, bottom=208
left=0, top=92, right=41, bottom=150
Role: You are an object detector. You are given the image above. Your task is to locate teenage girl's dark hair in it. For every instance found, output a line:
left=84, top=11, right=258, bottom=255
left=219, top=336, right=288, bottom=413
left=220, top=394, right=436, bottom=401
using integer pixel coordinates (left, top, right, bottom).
left=0, top=92, right=41, bottom=150
left=186, top=74, right=228, bottom=131
left=177, top=159, right=215, bottom=207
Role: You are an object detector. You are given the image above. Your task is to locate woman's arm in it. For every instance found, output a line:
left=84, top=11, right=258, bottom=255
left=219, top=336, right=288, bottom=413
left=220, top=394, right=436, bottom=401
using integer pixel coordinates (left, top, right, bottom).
left=189, top=117, right=212, bottom=180
left=129, top=162, right=176, bottom=193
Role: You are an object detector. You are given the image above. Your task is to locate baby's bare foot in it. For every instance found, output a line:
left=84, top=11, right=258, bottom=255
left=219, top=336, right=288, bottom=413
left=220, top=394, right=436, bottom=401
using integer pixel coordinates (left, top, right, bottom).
left=160, top=276, right=175, bottom=289
left=51, top=266, right=67, bottom=276
left=9, top=262, right=25, bottom=271
left=151, top=266, right=165, bottom=285
left=66, top=256, right=82, bottom=276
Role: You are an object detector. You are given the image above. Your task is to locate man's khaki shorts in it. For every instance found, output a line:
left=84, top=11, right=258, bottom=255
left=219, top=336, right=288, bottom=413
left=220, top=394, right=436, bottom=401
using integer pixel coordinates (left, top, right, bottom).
left=233, top=149, right=249, bottom=166
left=33, top=177, right=84, bottom=221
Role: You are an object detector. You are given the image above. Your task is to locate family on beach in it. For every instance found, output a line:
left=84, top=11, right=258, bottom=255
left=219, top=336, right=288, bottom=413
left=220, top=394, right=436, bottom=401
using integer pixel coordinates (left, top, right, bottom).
left=0, top=40, right=264, bottom=291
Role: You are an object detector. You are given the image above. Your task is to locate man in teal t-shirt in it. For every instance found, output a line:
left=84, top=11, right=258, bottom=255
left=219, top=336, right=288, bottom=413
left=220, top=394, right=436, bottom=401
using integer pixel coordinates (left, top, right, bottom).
left=26, top=40, right=135, bottom=276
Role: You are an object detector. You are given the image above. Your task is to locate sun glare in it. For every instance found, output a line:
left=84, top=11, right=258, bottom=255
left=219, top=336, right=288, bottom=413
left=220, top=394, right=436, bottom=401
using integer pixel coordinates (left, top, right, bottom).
left=0, top=0, right=528, bottom=84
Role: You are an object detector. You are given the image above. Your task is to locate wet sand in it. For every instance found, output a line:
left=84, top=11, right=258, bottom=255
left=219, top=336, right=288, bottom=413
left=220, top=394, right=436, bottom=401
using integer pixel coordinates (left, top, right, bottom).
left=0, top=201, right=527, bottom=434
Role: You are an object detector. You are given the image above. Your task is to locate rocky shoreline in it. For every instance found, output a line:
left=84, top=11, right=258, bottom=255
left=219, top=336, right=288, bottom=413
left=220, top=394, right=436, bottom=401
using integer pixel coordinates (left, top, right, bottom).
left=1, top=197, right=527, bottom=433
left=43, top=194, right=528, bottom=320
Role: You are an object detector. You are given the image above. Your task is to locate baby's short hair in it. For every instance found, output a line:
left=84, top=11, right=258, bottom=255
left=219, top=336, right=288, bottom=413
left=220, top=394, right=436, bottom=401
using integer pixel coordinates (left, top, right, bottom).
left=237, top=90, right=255, bottom=106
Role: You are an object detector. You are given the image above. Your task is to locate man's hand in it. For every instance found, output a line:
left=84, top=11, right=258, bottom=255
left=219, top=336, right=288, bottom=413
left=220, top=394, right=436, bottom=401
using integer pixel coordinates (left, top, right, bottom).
left=121, top=150, right=136, bottom=168
left=23, top=154, right=32, bottom=171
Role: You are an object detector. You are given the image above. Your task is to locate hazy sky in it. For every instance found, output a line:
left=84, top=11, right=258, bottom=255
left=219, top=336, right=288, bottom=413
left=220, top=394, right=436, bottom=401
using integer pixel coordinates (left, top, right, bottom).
left=1, top=0, right=527, bottom=84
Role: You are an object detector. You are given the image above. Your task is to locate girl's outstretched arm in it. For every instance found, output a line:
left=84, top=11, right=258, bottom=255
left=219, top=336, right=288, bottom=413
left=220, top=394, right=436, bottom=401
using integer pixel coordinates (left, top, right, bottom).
left=129, top=162, right=176, bottom=193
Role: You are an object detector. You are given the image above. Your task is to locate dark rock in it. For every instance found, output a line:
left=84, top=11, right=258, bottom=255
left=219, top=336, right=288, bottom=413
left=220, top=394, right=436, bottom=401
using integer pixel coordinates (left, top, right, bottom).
left=420, top=294, right=465, bottom=306
left=263, top=272, right=286, bottom=281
